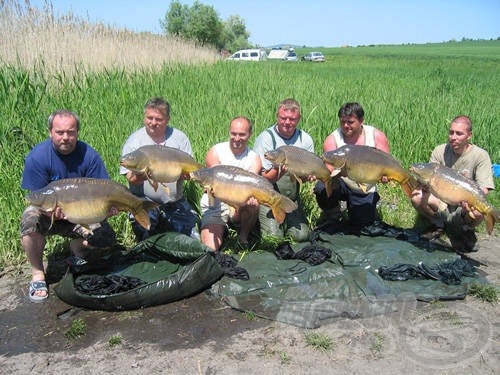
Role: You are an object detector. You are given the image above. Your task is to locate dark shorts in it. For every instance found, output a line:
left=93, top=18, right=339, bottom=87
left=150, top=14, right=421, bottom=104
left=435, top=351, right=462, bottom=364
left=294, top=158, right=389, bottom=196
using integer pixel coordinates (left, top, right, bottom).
left=130, top=198, right=198, bottom=241
left=314, top=179, right=380, bottom=228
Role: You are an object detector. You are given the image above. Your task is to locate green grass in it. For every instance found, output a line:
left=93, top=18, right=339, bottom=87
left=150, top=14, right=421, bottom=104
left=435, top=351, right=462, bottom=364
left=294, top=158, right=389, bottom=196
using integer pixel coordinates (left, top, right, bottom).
left=370, top=332, right=384, bottom=355
left=304, top=332, right=334, bottom=352
left=467, top=283, right=498, bottom=303
left=1, top=40, right=499, bottom=269
left=108, top=334, right=123, bottom=347
left=64, top=318, right=87, bottom=339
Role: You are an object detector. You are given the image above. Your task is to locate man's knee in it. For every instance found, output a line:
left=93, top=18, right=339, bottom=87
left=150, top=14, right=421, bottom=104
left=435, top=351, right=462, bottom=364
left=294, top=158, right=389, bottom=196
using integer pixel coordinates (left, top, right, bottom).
left=259, top=207, right=284, bottom=238
left=286, top=224, right=311, bottom=242
left=86, top=221, right=117, bottom=248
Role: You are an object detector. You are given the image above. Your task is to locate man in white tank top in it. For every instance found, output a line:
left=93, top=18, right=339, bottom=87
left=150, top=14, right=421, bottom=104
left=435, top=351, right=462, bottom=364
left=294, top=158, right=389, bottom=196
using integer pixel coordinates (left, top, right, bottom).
left=314, top=102, right=390, bottom=233
left=200, top=117, right=262, bottom=251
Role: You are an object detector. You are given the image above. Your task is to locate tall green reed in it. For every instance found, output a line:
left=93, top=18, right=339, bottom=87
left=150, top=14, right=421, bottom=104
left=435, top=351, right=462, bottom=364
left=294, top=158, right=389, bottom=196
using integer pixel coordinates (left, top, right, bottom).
left=1, top=44, right=499, bottom=268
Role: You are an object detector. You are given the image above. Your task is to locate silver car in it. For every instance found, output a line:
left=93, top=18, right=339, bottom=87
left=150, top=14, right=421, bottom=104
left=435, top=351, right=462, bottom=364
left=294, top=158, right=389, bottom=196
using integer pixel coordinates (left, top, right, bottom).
left=301, top=52, right=325, bottom=62
left=283, top=51, right=298, bottom=62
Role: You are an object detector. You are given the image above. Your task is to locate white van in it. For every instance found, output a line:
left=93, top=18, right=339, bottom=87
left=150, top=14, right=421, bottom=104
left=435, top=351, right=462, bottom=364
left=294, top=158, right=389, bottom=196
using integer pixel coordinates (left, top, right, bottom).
left=226, top=49, right=267, bottom=61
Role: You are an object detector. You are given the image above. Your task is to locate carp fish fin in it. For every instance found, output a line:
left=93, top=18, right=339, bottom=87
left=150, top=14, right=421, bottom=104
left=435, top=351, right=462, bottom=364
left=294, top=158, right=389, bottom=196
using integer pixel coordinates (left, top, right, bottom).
left=48, top=212, right=56, bottom=231
left=330, top=169, right=342, bottom=177
left=133, top=200, right=159, bottom=230
left=269, top=194, right=298, bottom=224
left=207, top=189, right=215, bottom=206
left=358, top=183, right=372, bottom=193
left=144, top=169, right=158, bottom=192
left=133, top=211, right=151, bottom=230
left=278, top=164, right=283, bottom=176
left=485, top=208, right=499, bottom=235
left=399, top=175, right=419, bottom=198
left=291, top=173, right=302, bottom=184
left=272, top=207, right=286, bottom=224
left=160, top=183, right=170, bottom=195
left=324, top=178, right=334, bottom=198
left=148, top=177, right=159, bottom=192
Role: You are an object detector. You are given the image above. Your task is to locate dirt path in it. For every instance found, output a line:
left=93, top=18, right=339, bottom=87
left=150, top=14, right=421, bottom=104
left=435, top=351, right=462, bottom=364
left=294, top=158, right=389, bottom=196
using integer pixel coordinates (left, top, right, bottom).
left=0, top=234, right=498, bottom=375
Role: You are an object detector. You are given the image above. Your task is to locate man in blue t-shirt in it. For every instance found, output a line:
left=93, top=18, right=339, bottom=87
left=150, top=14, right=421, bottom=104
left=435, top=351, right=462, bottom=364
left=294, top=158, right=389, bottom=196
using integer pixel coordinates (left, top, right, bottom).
left=20, top=110, right=116, bottom=303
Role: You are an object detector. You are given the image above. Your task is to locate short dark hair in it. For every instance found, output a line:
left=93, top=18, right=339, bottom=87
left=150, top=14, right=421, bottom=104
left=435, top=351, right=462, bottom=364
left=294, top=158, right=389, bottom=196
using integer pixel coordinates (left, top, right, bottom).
left=451, top=115, right=473, bottom=132
left=144, top=97, right=170, bottom=118
left=48, top=110, right=80, bottom=131
left=230, top=116, right=253, bottom=133
left=276, top=98, right=301, bottom=116
left=338, top=102, right=364, bottom=120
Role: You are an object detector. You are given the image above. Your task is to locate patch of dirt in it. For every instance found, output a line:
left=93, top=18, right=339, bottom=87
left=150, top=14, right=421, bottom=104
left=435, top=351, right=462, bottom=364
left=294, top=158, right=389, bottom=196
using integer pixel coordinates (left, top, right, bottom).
left=0, top=235, right=498, bottom=374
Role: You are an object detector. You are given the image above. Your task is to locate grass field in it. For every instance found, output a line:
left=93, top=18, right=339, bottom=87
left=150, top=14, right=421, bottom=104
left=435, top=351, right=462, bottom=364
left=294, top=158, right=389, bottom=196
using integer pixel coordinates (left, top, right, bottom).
left=0, top=1, right=498, bottom=269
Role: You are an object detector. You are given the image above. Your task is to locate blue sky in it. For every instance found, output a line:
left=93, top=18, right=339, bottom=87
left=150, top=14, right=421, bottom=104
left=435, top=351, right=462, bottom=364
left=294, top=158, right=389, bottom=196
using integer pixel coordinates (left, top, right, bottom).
left=31, top=0, right=500, bottom=47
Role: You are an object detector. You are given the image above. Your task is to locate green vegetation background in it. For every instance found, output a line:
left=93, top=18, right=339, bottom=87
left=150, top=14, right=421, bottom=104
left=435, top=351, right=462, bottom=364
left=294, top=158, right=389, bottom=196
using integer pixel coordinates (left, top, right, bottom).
left=1, top=41, right=499, bottom=268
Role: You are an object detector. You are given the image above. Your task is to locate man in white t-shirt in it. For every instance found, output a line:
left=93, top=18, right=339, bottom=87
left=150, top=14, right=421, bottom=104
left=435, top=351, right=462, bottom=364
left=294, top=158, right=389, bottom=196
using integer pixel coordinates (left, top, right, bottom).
left=200, top=117, right=262, bottom=251
left=120, top=97, right=197, bottom=241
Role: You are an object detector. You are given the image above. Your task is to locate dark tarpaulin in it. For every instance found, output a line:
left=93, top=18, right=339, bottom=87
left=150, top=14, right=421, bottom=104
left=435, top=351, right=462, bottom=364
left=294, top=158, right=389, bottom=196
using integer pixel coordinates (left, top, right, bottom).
left=54, top=232, right=224, bottom=311
left=209, top=232, right=488, bottom=328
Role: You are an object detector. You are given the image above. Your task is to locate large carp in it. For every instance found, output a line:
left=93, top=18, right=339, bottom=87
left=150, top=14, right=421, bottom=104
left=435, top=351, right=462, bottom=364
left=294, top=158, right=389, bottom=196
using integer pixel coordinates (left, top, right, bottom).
left=120, top=145, right=203, bottom=192
left=26, top=178, right=158, bottom=230
left=190, top=165, right=298, bottom=224
left=264, top=145, right=334, bottom=197
left=410, top=162, right=499, bottom=234
left=322, top=144, right=417, bottom=197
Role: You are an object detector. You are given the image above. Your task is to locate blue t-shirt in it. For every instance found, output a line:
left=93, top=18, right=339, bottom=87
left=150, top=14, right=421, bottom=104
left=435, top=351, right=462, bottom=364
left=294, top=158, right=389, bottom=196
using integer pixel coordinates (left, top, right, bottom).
left=21, top=139, right=109, bottom=191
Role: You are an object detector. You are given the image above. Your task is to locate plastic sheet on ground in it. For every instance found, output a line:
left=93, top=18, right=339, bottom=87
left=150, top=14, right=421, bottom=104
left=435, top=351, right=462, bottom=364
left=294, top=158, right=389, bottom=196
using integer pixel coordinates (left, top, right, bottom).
left=209, top=232, right=487, bottom=328
left=54, top=232, right=223, bottom=311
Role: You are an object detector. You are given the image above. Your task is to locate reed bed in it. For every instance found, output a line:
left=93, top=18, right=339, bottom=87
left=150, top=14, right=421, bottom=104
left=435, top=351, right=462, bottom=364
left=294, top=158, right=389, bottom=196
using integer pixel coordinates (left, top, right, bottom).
left=0, top=1, right=498, bottom=269
left=0, top=0, right=219, bottom=76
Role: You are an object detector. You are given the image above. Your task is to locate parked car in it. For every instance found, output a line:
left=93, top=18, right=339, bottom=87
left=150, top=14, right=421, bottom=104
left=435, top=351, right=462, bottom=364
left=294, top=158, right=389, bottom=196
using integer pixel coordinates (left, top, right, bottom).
left=283, top=50, right=298, bottom=62
left=226, top=49, right=267, bottom=61
left=301, top=52, right=325, bottom=62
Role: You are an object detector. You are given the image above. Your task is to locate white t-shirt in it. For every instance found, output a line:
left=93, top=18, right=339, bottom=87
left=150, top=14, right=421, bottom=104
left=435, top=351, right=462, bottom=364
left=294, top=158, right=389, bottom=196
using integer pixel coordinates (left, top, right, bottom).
left=120, top=126, right=193, bottom=203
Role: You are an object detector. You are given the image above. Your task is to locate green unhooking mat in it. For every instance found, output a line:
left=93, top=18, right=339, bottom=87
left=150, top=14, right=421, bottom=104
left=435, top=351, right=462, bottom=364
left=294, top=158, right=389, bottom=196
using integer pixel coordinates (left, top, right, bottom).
left=209, top=232, right=489, bottom=328
left=54, top=232, right=224, bottom=311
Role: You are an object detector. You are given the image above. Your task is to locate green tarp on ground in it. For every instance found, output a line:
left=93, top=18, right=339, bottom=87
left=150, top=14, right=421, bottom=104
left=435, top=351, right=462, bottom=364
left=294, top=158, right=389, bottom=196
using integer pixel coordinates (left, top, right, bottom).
left=54, top=230, right=487, bottom=327
left=54, top=232, right=224, bottom=311
left=209, top=232, right=487, bottom=328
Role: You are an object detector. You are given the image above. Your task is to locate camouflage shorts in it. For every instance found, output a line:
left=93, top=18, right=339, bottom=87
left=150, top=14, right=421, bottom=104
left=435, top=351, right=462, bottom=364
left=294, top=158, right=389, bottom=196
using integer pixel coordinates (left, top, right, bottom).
left=20, top=205, right=78, bottom=238
left=20, top=205, right=116, bottom=248
left=200, top=193, right=232, bottom=227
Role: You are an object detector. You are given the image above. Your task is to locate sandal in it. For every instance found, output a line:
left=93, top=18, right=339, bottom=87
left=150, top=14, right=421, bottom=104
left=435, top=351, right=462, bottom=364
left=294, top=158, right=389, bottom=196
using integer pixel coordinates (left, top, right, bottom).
left=28, top=280, right=48, bottom=303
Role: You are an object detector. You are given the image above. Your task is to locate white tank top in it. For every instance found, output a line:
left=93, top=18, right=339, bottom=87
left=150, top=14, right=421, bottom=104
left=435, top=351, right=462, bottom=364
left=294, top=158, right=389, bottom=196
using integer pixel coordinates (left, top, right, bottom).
left=331, top=125, right=377, bottom=193
left=214, top=142, right=257, bottom=170
left=332, top=124, right=376, bottom=147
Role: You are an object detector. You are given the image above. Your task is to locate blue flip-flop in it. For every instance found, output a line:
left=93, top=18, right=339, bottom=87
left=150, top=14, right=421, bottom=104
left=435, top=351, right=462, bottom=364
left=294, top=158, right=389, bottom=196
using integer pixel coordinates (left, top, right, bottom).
left=28, top=280, right=48, bottom=303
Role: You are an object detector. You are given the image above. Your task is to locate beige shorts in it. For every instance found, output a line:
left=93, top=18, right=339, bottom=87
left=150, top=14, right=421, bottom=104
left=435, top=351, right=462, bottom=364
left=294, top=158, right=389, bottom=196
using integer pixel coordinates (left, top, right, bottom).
left=200, top=193, right=234, bottom=227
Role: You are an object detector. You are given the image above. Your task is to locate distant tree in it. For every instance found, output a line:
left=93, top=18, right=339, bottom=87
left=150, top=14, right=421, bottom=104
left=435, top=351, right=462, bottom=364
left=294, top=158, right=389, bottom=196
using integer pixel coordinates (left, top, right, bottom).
left=160, top=0, right=189, bottom=37
left=184, top=1, right=222, bottom=47
left=160, top=1, right=250, bottom=50
left=221, top=15, right=251, bottom=51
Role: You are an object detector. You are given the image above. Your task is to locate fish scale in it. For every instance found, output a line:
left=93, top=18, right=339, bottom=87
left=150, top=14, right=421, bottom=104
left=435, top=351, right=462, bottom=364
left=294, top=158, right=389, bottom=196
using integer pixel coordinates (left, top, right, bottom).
left=26, top=178, right=158, bottom=230
left=190, top=165, right=297, bottom=224
left=120, top=145, right=203, bottom=192
left=264, top=145, right=334, bottom=197
left=410, top=162, right=499, bottom=235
